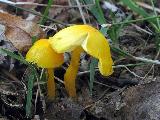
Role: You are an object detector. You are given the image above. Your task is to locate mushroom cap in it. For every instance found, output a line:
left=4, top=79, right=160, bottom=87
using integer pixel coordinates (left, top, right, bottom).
left=48, top=25, right=111, bottom=60
left=49, top=25, right=113, bottom=76
left=49, top=25, right=88, bottom=52
left=26, top=39, right=64, bottom=68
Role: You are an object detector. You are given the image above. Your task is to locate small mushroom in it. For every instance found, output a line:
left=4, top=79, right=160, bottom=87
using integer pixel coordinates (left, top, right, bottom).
left=49, top=25, right=114, bottom=98
left=26, top=39, right=64, bottom=100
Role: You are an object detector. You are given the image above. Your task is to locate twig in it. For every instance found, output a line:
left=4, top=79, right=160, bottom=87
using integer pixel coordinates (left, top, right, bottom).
left=16, top=2, right=94, bottom=8
left=54, top=76, right=64, bottom=84
left=94, top=80, right=119, bottom=89
left=75, top=0, right=87, bottom=24
left=101, top=15, right=160, bottom=27
left=1, top=69, right=19, bottom=81
left=0, top=0, right=94, bottom=8
left=143, top=49, right=160, bottom=79
left=136, top=1, right=160, bottom=13
left=123, top=66, right=143, bottom=79
left=131, top=23, right=153, bottom=35
left=133, top=56, right=160, bottom=64
left=112, top=46, right=160, bottom=65
left=34, top=68, right=44, bottom=113
left=78, top=63, right=148, bottom=75
left=34, top=89, right=39, bottom=114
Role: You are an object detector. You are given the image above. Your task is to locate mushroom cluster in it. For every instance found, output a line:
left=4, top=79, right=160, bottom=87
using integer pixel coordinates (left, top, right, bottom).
left=26, top=25, right=114, bottom=99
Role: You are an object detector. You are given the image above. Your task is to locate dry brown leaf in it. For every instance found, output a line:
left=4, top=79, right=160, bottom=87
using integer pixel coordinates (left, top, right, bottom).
left=5, top=26, right=32, bottom=52
left=0, top=12, right=45, bottom=51
left=0, top=12, right=45, bottom=38
left=48, top=0, right=70, bottom=22
left=0, top=24, right=17, bottom=64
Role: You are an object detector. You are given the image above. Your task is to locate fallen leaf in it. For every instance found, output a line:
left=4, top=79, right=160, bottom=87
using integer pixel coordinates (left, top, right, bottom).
left=48, top=0, right=70, bottom=22
left=0, top=12, right=45, bottom=38
left=0, top=12, right=45, bottom=51
left=5, top=26, right=32, bottom=52
left=0, top=24, right=16, bottom=64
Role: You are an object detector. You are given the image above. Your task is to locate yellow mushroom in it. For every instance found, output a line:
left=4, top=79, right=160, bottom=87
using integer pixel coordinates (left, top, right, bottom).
left=26, top=39, right=64, bottom=100
left=49, top=25, right=114, bottom=98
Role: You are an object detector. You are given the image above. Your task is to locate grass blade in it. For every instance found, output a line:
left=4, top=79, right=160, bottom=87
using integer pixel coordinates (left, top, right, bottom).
left=89, top=58, right=97, bottom=96
left=151, top=0, right=160, bottom=30
left=25, top=67, right=35, bottom=117
left=121, top=0, right=157, bottom=27
left=0, top=48, right=28, bottom=65
left=121, top=0, right=149, bottom=18
left=108, top=15, right=132, bottom=44
left=39, top=0, right=54, bottom=25
left=83, top=0, right=106, bottom=24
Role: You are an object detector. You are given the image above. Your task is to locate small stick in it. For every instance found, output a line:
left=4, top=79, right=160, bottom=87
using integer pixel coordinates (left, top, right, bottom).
left=136, top=1, right=160, bottom=13
left=75, top=0, right=87, bottom=24
left=0, top=0, right=94, bottom=8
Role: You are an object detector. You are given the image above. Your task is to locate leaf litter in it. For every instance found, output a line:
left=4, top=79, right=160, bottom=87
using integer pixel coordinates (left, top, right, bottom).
left=0, top=0, right=160, bottom=120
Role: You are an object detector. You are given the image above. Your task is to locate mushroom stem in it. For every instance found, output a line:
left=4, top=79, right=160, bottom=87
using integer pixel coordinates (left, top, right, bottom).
left=64, top=47, right=83, bottom=97
left=47, top=68, right=55, bottom=99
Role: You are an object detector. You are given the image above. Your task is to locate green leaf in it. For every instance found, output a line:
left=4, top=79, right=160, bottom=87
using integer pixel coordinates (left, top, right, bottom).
left=32, top=36, right=38, bottom=44
left=39, top=0, right=54, bottom=25
left=111, top=15, right=160, bottom=26
left=121, top=0, right=149, bottom=18
left=108, top=15, right=132, bottom=44
left=25, top=67, right=35, bottom=117
left=0, top=48, right=28, bottom=65
left=121, top=0, right=157, bottom=26
left=111, top=46, right=133, bottom=57
left=83, top=0, right=106, bottom=24
left=89, top=58, right=97, bottom=96
left=151, top=0, right=160, bottom=30
left=83, top=0, right=107, bottom=35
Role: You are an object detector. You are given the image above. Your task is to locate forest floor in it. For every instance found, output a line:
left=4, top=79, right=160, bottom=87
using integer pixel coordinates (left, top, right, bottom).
left=0, top=0, right=160, bottom=120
